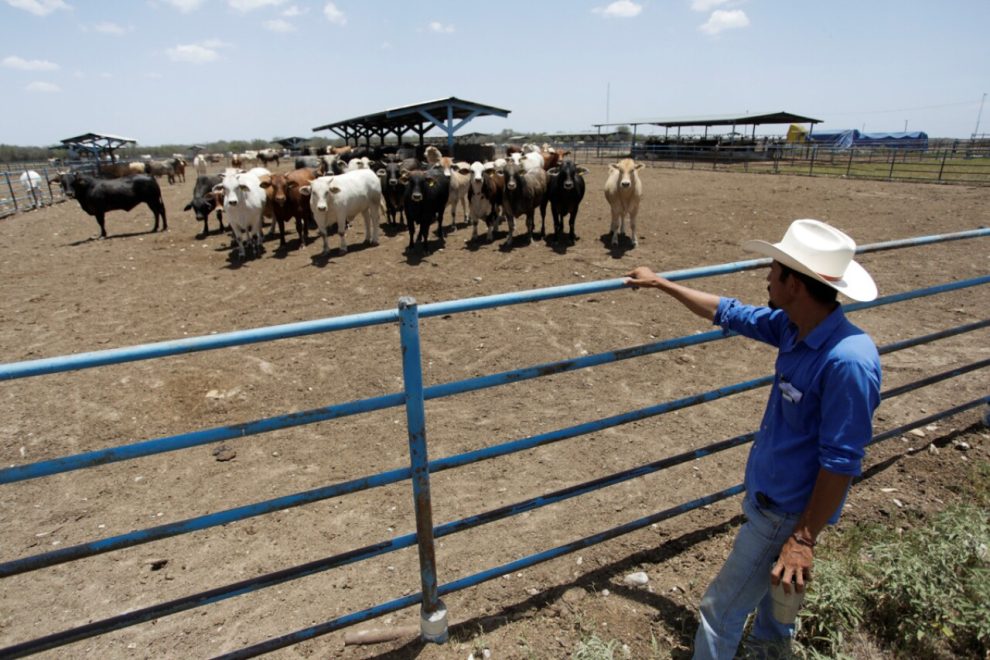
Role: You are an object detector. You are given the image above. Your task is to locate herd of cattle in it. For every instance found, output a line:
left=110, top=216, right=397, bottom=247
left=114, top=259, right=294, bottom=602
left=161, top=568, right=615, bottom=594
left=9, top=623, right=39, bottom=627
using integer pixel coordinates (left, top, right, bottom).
left=46, top=144, right=647, bottom=260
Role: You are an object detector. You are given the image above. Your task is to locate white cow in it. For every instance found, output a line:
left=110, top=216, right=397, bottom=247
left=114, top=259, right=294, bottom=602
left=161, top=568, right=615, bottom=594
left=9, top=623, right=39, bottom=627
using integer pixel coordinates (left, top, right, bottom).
left=447, top=161, right=471, bottom=227
left=19, top=170, right=43, bottom=208
left=604, top=158, right=644, bottom=248
left=214, top=168, right=269, bottom=259
left=300, top=168, right=382, bottom=258
left=467, top=161, right=500, bottom=241
left=345, top=156, right=372, bottom=171
left=520, top=150, right=544, bottom=172
left=193, top=154, right=208, bottom=176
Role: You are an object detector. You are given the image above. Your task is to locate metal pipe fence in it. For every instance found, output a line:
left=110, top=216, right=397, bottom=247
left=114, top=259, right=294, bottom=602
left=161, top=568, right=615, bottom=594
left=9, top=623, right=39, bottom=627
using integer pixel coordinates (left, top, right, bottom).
left=561, top=141, right=990, bottom=186
left=1, top=229, right=987, bottom=657
left=0, top=167, right=66, bottom=218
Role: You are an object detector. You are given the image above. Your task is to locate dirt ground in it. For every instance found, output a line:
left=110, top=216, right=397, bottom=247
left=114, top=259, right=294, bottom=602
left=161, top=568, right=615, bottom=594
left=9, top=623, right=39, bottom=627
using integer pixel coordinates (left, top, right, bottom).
left=0, top=162, right=988, bottom=659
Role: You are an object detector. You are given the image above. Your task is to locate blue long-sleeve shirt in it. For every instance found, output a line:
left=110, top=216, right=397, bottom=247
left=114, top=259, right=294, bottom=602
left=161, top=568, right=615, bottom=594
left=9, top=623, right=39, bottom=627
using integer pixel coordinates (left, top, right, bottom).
left=713, top=298, right=882, bottom=524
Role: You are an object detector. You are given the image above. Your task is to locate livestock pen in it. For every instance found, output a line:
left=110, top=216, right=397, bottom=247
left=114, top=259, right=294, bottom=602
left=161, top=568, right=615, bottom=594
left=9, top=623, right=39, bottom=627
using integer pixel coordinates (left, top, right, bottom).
left=570, top=140, right=990, bottom=186
left=0, top=166, right=66, bottom=218
left=1, top=227, right=987, bottom=658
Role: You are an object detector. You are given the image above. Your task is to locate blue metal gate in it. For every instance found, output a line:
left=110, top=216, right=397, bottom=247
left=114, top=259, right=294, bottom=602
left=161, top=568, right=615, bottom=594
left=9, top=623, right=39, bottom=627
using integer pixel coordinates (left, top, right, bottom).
left=1, top=228, right=988, bottom=657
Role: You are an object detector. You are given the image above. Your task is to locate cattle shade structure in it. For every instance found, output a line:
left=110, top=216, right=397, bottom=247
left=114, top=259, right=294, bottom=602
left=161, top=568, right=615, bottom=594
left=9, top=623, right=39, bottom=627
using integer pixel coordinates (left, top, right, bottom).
left=274, top=137, right=309, bottom=152
left=312, top=97, right=511, bottom=154
left=59, top=132, right=137, bottom=160
left=595, top=111, right=823, bottom=146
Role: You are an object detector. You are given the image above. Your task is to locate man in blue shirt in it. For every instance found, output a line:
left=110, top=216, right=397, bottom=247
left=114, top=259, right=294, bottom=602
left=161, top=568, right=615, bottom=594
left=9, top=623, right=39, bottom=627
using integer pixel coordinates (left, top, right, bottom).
left=625, top=219, right=882, bottom=659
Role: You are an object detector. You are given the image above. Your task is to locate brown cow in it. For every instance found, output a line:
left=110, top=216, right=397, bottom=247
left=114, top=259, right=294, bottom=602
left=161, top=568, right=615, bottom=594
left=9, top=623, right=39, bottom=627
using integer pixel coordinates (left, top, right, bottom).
left=263, top=168, right=317, bottom=246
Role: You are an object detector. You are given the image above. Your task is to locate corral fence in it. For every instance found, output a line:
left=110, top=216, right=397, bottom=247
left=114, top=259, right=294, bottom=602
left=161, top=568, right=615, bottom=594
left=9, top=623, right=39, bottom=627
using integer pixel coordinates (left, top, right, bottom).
left=563, top=140, right=990, bottom=186
left=0, top=163, right=68, bottom=219
left=1, top=229, right=988, bottom=657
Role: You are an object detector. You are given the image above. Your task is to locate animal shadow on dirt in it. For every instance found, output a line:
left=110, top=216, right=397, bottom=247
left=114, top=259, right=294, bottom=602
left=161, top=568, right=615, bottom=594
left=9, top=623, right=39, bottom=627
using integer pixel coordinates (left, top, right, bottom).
left=402, top=238, right=448, bottom=264
left=381, top=222, right=406, bottom=239
left=544, top=233, right=577, bottom=255
left=373, top=515, right=745, bottom=660
left=266, top=236, right=305, bottom=260
left=599, top=232, right=636, bottom=259
left=308, top=240, right=377, bottom=268
left=67, top=228, right=163, bottom=246
left=498, top=232, right=538, bottom=251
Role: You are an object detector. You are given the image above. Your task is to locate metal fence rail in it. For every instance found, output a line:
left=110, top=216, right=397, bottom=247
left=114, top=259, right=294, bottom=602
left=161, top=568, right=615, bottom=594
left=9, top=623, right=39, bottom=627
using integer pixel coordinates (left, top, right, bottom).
left=1, top=229, right=987, bottom=657
left=0, top=167, right=66, bottom=218
left=562, top=141, right=990, bottom=186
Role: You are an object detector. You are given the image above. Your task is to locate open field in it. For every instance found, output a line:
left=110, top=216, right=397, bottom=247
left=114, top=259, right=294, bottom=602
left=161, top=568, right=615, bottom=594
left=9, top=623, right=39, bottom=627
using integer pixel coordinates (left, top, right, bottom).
left=0, top=164, right=988, bottom=658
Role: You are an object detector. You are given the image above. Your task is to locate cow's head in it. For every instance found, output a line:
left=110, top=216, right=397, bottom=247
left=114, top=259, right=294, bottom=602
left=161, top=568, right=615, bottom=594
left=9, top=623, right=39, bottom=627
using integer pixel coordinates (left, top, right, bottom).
left=304, top=176, right=340, bottom=212
left=52, top=171, right=78, bottom=197
left=185, top=193, right=218, bottom=221
left=502, top=162, right=523, bottom=191
left=609, top=159, right=643, bottom=188
left=404, top=171, right=439, bottom=203
left=268, top=174, right=288, bottom=205
left=548, top=161, right=588, bottom=191
left=468, top=162, right=488, bottom=194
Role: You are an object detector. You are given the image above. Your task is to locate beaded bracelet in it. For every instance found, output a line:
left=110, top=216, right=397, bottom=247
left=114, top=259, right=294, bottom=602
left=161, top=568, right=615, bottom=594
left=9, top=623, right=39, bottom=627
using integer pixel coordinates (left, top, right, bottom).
left=791, top=533, right=816, bottom=548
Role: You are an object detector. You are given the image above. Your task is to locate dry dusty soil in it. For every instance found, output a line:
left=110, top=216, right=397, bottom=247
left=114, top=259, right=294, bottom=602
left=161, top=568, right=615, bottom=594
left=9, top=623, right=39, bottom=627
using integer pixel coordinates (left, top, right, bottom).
left=0, top=162, right=988, bottom=659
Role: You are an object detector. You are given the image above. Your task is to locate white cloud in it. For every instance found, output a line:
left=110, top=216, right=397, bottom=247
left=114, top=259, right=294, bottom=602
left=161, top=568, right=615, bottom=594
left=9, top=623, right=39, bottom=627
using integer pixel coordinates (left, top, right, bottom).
left=263, top=18, right=294, bottom=32
left=690, top=0, right=731, bottom=11
left=167, top=43, right=220, bottom=63
left=2, top=55, right=59, bottom=71
left=92, top=21, right=130, bottom=35
left=228, top=0, right=285, bottom=11
left=145, top=72, right=163, bottom=79
left=281, top=4, right=303, bottom=16
left=4, top=0, right=70, bottom=17
left=99, top=71, right=112, bottom=78
left=699, top=9, right=749, bottom=34
left=428, top=21, right=455, bottom=33
left=323, top=2, right=345, bottom=25
left=592, top=1, right=642, bottom=18
left=161, top=0, right=204, bottom=12
left=381, top=41, right=391, bottom=50
left=26, top=81, right=60, bottom=92
left=201, top=38, right=232, bottom=49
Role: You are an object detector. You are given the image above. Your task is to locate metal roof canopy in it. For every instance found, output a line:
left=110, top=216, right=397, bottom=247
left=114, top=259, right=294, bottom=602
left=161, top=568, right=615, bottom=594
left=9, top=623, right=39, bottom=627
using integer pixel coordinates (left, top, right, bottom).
left=274, top=137, right=310, bottom=150
left=313, top=96, right=510, bottom=153
left=59, top=132, right=137, bottom=158
left=594, top=111, right=823, bottom=142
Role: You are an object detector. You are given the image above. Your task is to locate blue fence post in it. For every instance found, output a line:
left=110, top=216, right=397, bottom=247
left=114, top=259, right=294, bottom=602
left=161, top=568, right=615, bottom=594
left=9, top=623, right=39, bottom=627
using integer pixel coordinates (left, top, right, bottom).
left=397, top=296, right=448, bottom=643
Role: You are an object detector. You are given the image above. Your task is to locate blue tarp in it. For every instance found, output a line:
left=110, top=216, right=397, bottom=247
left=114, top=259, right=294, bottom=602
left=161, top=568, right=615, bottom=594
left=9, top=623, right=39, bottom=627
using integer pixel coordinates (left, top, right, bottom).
left=807, top=129, right=928, bottom=150
left=857, top=131, right=929, bottom=149
left=807, top=129, right=857, bottom=149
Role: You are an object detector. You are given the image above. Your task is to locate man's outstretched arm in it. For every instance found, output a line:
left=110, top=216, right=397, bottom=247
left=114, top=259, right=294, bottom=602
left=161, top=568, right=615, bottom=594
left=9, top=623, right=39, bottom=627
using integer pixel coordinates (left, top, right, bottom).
left=624, top=266, right=720, bottom=322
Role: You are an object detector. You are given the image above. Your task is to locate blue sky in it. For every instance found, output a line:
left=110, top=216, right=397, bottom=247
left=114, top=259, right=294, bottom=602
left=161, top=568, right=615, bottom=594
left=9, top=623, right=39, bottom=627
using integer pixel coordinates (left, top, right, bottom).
left=2, top=0, right=989, bottom=146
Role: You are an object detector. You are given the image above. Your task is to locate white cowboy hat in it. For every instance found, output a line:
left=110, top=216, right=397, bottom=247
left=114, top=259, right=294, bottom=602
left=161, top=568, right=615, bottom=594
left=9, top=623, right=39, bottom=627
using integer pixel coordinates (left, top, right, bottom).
left=742, top=219, right=877, bottom=302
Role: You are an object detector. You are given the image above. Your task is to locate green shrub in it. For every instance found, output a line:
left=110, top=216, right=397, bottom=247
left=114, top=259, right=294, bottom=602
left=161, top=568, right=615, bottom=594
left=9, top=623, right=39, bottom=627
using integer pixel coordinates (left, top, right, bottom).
left=866, top=503, right=990, bottom=657
left=798, top=553, right=866, bottom=657
left=573, top=633, right=620, bottom=660
left=798, top=494, right=990, bottom=659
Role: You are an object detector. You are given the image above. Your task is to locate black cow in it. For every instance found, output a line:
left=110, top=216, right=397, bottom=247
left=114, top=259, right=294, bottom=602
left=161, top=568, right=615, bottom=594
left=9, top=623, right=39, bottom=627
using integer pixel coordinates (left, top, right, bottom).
left=183, top=174, right=224, bottom=237
left=402, top=169, right=449, bottom=251
left=545, top=161, right=588, bottom=244
left=376, top=160, right=411, bottom=227
left=499, top=162, right=547, bottom=248
left=257, top=149, right=280, bottom=167
left=55, top=172, right=167, bottom=238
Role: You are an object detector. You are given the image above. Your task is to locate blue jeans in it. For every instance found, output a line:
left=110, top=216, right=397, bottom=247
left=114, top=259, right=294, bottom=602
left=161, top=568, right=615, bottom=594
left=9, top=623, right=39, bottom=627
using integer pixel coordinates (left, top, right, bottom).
left=692, top=495, right=800, bottom=660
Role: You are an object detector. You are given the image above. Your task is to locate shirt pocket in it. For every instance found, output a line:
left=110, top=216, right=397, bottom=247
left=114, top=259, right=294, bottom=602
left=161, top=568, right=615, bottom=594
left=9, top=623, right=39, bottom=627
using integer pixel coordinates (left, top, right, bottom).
left=779, top=384, right=809, bottom=433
